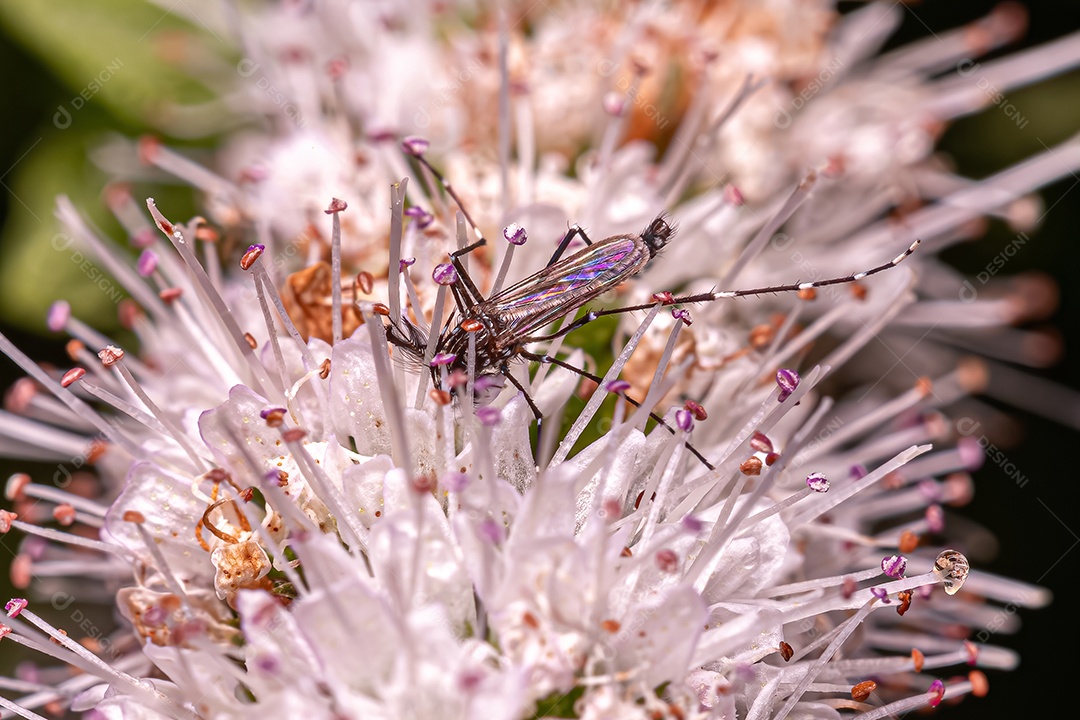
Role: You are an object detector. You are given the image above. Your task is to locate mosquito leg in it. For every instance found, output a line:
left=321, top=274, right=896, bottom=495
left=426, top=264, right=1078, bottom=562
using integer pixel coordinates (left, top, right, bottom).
left=501, top=366, right=546, bottom=466
left=520, top=350, right=715, bottom=471
left=547, top=225, right=594, bottom=267
left=502, top=366, right=543, bottom=419
left=447, top=238, right=489, bottom=307
left=522, top=307, right=602, bottom=344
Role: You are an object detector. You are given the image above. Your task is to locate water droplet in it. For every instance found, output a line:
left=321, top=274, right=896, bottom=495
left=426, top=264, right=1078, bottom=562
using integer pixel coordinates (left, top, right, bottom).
left=933, top=549, right=970, bottom=595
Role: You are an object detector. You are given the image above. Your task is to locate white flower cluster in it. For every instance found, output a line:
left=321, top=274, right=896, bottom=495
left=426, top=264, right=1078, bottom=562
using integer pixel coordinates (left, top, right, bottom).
left=1, top=1, right=1077, bottom=718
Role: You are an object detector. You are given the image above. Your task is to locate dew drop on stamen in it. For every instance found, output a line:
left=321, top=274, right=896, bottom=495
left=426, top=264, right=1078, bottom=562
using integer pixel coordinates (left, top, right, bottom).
left=933, top=549, right=970, bottom=595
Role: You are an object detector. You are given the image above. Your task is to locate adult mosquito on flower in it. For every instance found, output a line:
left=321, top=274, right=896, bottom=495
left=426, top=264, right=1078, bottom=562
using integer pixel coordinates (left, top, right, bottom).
left=378, top=138, right=920, bottom=469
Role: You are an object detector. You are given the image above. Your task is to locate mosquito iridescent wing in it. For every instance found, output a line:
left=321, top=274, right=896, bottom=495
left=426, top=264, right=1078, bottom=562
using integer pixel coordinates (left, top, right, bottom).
left=482, top=235, right=651, bottom=339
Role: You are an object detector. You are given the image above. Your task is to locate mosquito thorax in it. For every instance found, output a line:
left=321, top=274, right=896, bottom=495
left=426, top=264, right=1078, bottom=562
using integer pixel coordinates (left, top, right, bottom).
left=640, top=215, right=676, bottom=257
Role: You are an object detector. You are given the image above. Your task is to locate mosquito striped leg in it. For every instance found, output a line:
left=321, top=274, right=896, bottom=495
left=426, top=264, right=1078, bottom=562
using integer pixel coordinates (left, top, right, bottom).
left=546, top=225, right=594, bottom=267
left=519, top=350, right=715, bottom=471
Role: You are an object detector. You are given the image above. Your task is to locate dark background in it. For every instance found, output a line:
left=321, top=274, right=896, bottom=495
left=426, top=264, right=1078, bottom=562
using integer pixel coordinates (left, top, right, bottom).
left=1, top=1, right=1078, bottom=717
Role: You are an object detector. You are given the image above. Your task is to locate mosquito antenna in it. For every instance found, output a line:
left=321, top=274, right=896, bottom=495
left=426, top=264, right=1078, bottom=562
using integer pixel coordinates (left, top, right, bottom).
left=556, top=239, right=922, bottom=321
left=401, top=137, right=485, bottom=242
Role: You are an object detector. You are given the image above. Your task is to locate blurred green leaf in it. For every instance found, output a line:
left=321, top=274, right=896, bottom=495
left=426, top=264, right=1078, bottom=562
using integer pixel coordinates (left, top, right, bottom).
left=0, top=124, right=200, bottom=332
left=0, top=127, right=124, bottom=331
left=0, top=0, right=213, bottom=130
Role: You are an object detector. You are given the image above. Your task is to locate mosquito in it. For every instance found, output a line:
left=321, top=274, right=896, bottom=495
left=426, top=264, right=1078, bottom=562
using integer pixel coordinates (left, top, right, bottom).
left=382, top=142, right=920, bottom=469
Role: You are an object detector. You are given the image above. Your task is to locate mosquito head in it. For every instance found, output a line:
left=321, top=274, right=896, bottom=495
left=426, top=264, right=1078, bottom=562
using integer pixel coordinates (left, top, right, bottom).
left=641, top=214, right=676, bottom=257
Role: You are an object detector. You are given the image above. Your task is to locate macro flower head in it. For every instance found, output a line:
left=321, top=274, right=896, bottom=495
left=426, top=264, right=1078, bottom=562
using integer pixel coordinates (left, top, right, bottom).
left=0, top=1, right=1078, bottom=718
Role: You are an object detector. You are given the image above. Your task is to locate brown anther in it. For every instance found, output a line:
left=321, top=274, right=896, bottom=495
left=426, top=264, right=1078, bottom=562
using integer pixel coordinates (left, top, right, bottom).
left=97, top=345, right=125, bottom=367
left=324, top=197, right=348, bottom=214
left=600, top=619, right=621, bottom=633
left=969, top=670, right=989, bottom=697
left=740, top=457, right=763, bottom=476
left=239, top=488, right=255, bottom=502
left=65, top=339, right=85, bottom=361
left=912, top=648, right=925, bottom=672
left=239, top=245, right=264, bottom=271
left=748, top=323, right=774, bottom=350
left=849, top=283, right=868, bottom=301
left=274, top=470, right=289, bottom=487
left=822, top=155, right=846, bottom=178
left=204, top=468, right=230, bottom=483
left=957, top=356, right=990, bottom=394
left=281, top=428, right=308, bottom=443
left=86, top=440, right=107, bottom=464
left=915, top=376, right=933, bottom=398
left=123, top=510, right=146, bottom=524
left=10, top=554, right=31, bottom=586
left=160, top=594, right=182, bottom=613
left=429, top=388, right=452, bottom=406
left=4, top=378, right=35, bottom=413
left=138, top=135, right=161, bottom=165
left=896, top=590, right=913, bottom=616
left=851, top=680, right=877, bottom=702
left=327, top=56, right=349, bottom=80
left=749, top=431, right=773, bottom=453
left=683, top=399, right=707, bottom=421
left=52, top=504, right=77, bottom=526
left=50, top=628, right=69, bottom=645
left=765, top=452, right=780, bottom=466
left=411, top=474, right=436, bottom=494
left=882, top=471, right=903, bottom=490
left=461, top=318, right=483, bottom=332
left=963, top=640, right=979, bottom=665
left=652, top=291, right=674, bottom=305
left=655, top=549, right=679, bottom=573
left=371, top=303, right=391, bottom=316
left=263, top=409, right=287, bottom=428
left=779, top=641, right=794, bottom=661
left=634, top=490, right=656, bottom=510
left=0, top=509, right=18, bottom=533
left=841, top=576, right=857, bottom=599
left=118, top=299, right=143, bottom=330
left=355, top=271, right=374, bottom=295
left=195, top=226, right=219, bottom=243
left=621, top=546, right=633, bottom=557
left=244, top=332, right=258, bottom=349
left=796, top=288, right=817, bottom=301
left=522, top=611, right=539, bottom=629
left=158, top=287, right=183, bottom=304
left=319, top=358, right=331, bottom=379
left=5, top=473, right=31, bottom=501
left=899, top=530, right=920, bottom=554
